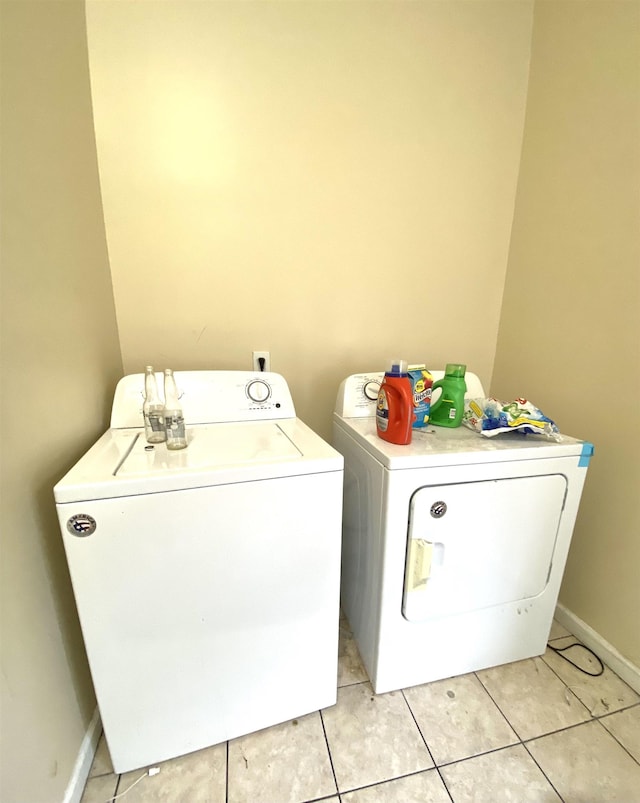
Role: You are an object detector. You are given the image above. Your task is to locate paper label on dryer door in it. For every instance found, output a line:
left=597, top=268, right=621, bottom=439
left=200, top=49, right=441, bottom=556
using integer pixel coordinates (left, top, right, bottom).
left=408, top=539, right=431, bottom=591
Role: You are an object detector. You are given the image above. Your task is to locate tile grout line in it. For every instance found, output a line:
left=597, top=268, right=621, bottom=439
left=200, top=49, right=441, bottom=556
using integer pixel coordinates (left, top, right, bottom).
left=225, top=739, right=229, bottom=803
left=472, top=668, right=527, bottom=744
left=470, top=664, right=566, bottom=802
left=471, top=661, right=602, bottom=750
left=521, top=740, right=566, bottom=803
left=472, top=668, right=525, bottom=744
left=517, top=713, right=639, bottom=748
left=592, top=715, right=640, bottom=769
left=473, top=644, right=638, bottom=803
left=112, top=772, right=123, bottom=802
left=512, top=641, right=640, bottom=772
left=333, top=768, right=452, bottom=800
left=318, top=707, right=342, bottom=802
left=325, top=678, right=447, bottom=800
left=400, top=688, right=455, bottom=803
left=522, top=714, right=640, bottom=771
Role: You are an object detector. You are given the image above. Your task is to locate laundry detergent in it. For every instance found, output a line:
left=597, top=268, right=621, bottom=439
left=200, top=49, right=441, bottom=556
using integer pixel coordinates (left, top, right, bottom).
left=376, top=360, right=415, bottom=445
left=407, top=367, right=434, bottom=428
left=429, top=363, right=467, bottom=428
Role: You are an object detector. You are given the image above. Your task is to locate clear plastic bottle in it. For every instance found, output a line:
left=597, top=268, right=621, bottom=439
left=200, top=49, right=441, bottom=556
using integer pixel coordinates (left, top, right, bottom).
left=143, top=366, right=166, bottom=443
left=163, top=369, right=187, bottom=450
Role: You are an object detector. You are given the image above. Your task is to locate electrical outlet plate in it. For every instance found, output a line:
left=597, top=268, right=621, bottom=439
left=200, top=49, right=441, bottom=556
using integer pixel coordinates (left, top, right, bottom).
left=252, top=351, right=270, bottom=372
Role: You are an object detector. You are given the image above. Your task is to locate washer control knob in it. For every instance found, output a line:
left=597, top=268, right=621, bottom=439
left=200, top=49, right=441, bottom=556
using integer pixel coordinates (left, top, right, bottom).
left=247, top=379, right=271, bottom=403
left=430, top=501, right=447, bottom=519
left=364, top=381, right=380, bottom=401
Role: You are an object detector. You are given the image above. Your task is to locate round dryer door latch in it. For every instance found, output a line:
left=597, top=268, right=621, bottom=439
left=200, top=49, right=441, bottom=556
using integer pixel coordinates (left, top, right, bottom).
left=430, top=501, right=447, bottom=519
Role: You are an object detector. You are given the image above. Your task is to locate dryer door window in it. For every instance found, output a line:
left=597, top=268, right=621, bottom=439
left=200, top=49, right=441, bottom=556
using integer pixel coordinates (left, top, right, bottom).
left=402, top=474, right=567, bottom=622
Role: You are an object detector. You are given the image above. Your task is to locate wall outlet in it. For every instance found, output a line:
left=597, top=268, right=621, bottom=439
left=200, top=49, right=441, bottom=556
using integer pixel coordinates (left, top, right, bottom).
left=252, top=351, right=270, bottom=372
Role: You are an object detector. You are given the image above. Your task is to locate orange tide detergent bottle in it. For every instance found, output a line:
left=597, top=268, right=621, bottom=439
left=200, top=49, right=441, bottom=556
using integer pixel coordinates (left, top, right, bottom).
left=376, top=360, right=415, bottom=445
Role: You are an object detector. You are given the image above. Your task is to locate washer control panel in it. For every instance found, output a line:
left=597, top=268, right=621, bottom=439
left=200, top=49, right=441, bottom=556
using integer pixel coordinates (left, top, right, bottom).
left=111, top=371, right=295, bottom=427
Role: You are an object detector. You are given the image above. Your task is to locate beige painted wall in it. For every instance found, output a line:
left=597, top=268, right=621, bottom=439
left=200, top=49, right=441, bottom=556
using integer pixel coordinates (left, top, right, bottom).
left=492, top=1, right=640, bottom=665
left=86, top=0, right=534, bottom=440
left=0, top=2, right=123, bottom=800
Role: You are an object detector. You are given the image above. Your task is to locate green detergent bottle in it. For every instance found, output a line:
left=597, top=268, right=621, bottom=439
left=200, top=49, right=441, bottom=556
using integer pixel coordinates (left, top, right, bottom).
left=429, top=364, right=467, bottom=428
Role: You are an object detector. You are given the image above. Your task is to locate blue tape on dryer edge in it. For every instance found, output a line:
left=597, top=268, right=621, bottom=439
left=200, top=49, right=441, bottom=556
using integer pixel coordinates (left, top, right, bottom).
left=578, top=442, right=595, bottom=467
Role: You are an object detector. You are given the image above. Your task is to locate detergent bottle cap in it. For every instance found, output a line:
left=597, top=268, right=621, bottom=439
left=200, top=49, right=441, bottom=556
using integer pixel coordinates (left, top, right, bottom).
left=444, top=363, right=466, bottom=378
left=386, top=359, right=409, bottom=376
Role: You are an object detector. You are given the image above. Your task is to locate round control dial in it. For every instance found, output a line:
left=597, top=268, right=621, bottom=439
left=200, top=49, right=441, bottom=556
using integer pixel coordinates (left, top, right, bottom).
left=247, top=379, right=271, bottom=403
left=364, top=381, right=380, bottom=401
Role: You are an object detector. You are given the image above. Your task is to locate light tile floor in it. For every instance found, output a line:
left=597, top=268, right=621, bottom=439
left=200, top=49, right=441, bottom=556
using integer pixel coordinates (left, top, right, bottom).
left=82, top=619, right=640, bottom=803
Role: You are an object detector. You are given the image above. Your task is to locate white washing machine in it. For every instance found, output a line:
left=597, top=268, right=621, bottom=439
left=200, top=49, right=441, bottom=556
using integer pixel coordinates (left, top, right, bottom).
left=54, top=371, right=343, bottom=773
left=333, top=371, right=593, bottom=694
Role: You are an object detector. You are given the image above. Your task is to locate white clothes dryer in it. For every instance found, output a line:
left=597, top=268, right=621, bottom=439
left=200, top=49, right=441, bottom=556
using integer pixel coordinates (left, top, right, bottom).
left=55, top=371, right=343, bottom=773
left=333, top=371, right=593, bottom=694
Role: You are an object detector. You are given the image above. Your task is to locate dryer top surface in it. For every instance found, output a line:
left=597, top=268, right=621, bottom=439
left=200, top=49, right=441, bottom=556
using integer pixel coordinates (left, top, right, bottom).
left=333, top=414, right=588, bottom=470
left=333, top=370, right=591, bottom=469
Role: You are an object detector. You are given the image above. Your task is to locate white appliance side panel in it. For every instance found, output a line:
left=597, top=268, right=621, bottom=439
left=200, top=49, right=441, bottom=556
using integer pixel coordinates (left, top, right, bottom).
left=57, top=471, right=342, bottom=773
left=402, top=475, right=567, bottom=621
left=333, top=423, right=386, bottom=681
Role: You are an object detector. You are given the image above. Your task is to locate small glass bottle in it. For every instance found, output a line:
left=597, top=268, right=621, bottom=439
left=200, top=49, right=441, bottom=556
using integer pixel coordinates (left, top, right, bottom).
left=164, top=369, right=187, bottom=450
left=143, top=366, right=166, bottom=443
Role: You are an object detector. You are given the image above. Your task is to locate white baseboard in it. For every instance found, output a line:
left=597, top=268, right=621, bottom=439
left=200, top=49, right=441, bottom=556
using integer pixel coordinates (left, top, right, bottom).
left=555, top=602, right=640, bottom=694
left=63, top=707, right=102, bottom=803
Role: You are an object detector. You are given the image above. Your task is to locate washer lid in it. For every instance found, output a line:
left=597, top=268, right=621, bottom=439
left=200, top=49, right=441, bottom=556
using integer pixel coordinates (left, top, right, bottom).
left=118, top=421, right=301, bottom=477
left=54, top=419, right=342, bottom=503
left=333, top=414, right=588, bottom=469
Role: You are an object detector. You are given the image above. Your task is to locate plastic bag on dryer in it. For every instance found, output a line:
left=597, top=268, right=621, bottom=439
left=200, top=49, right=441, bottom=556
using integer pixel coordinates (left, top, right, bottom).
left=463, top=397, right=562, bottom=441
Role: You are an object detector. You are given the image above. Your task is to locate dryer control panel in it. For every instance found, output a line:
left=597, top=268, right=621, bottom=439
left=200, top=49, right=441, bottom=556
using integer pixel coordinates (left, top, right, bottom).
left=334, top=370, right=486, bottom=418
left=334, top=373, right=384, bottom=418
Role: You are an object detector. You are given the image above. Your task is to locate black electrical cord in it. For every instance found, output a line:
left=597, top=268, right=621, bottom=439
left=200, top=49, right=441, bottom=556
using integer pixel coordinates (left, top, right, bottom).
left=548, top=640, right=605, bottom=677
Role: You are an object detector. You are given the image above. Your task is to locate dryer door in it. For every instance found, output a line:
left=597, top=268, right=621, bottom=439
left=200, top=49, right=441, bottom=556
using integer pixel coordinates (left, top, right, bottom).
left=402, top=474, right=567, bottom=622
